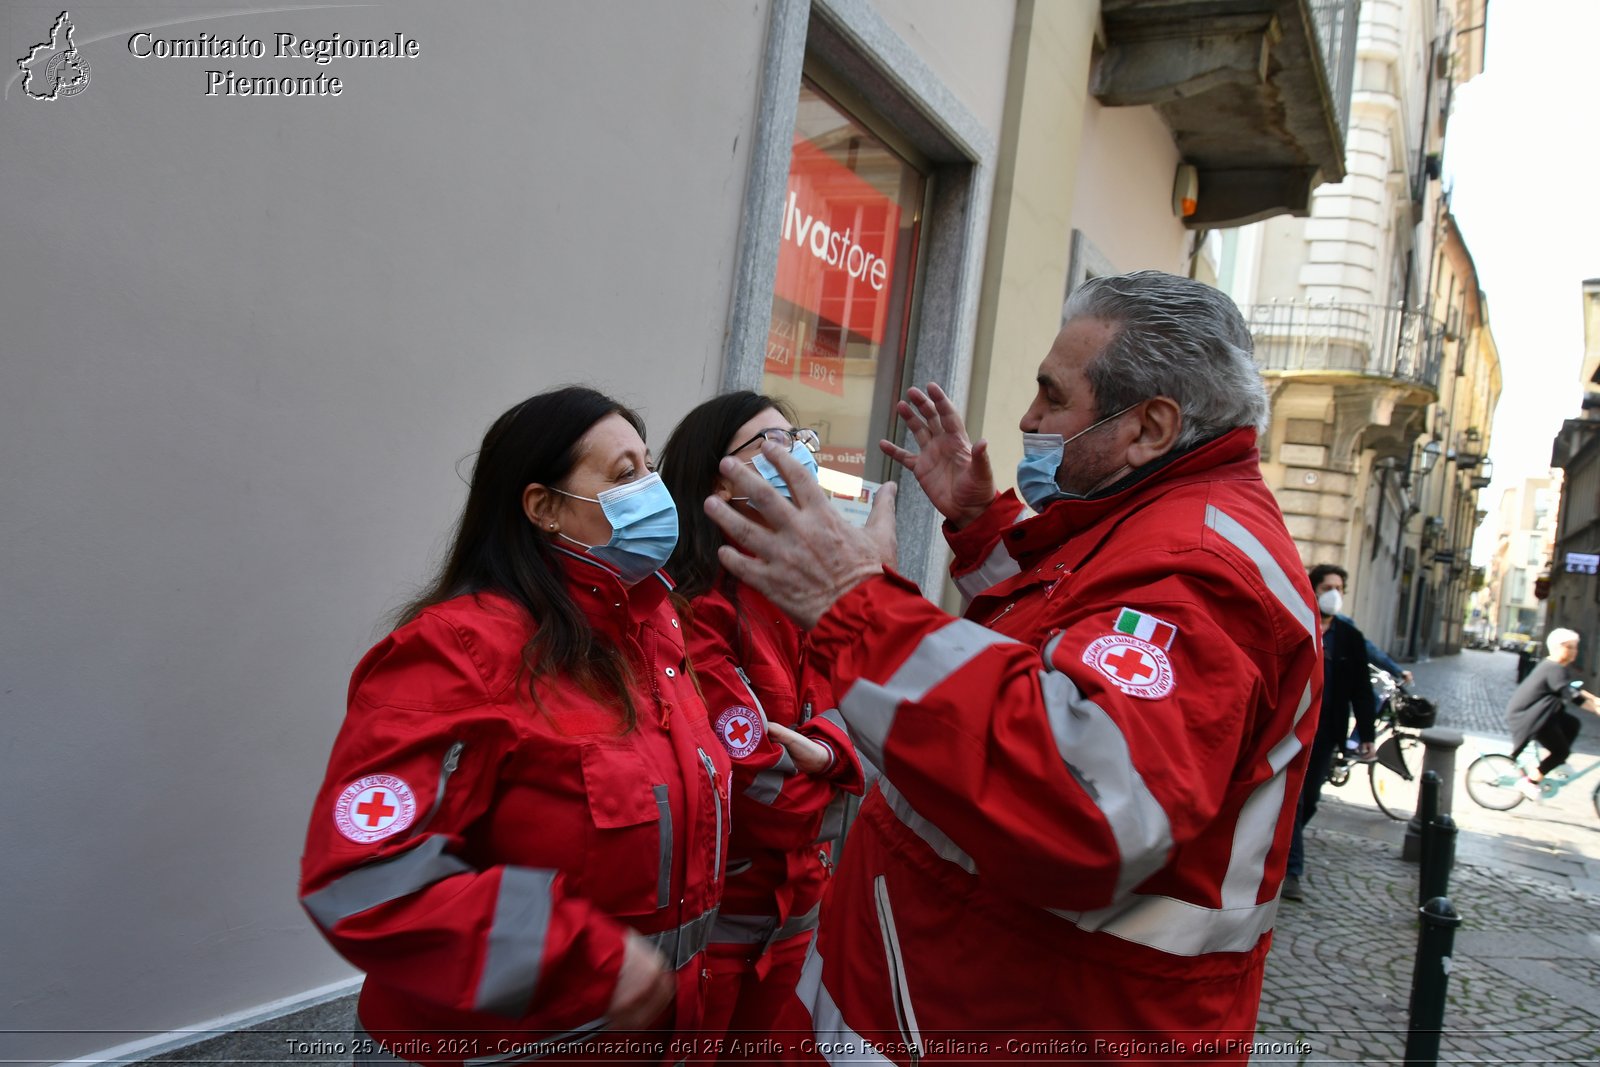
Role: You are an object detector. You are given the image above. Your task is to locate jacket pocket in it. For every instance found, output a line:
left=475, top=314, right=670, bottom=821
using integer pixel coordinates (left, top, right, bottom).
left=874, top=874, right=923, bottom=1066
left=581, top=743, right=669, bottom=914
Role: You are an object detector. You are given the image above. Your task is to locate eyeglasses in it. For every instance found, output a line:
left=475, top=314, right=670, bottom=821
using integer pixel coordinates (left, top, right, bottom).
left=726, top=426, right=821, bottom=458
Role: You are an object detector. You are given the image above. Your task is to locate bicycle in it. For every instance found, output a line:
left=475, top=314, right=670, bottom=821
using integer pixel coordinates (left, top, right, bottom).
left=1464, top=746, right=1600, bottom=817
left=1325, top=668, right=1436, bottom=821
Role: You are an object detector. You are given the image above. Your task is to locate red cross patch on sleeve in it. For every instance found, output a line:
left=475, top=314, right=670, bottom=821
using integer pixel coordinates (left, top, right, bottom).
left=333, top=775, right=418, bottom=843
left=714, top=705, right=764, bottom=760
left=1082, top=634, right=1176, bottom=700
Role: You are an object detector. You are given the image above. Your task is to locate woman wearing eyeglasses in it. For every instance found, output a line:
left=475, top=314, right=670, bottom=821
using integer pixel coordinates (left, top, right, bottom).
left=299, top=387, right=730, bottom=1065
left=658, top=392, right=863, bottom=1058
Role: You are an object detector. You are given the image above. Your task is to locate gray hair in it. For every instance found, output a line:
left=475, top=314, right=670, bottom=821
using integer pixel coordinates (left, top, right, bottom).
left=1064, top=270, right=1269, bottom=451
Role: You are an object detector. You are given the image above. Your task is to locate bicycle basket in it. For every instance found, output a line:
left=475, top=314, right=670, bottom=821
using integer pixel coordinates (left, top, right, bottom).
left=1394, top=693, right=1436, bottom=729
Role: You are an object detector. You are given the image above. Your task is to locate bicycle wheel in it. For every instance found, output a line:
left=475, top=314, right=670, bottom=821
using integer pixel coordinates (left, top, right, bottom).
left=1465, top=754, right=1525, bottom=811
left=1369, top=734, right=1423, bottom=820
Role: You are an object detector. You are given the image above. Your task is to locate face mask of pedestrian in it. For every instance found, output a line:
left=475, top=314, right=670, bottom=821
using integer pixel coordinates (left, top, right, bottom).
left=734, top=440, right=820, bottom=508
left=1016, top=405, right=1136, bottom=511
left=1317, top=588, right=1344, bottom=616
left=551, top=472, right=679, bottom=585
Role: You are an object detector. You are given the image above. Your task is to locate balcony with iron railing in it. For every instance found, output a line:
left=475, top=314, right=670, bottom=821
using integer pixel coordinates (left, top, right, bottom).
left=1245, top=301, right=1446, bottom=396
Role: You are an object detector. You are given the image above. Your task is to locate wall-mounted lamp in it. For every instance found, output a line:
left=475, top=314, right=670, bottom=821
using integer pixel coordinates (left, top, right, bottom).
left=1173, top=163, right=1198, bottom=218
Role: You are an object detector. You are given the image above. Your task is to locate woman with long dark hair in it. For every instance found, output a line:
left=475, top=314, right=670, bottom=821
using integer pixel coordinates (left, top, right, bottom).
left=300, top=387, right=730, bottom=1066
left=658, top=391, right=862, bottom=1056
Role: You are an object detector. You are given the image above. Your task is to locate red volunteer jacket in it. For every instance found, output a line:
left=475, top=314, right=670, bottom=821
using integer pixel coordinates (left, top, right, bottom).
left=686, top=577, right=863, bottom=949
left=794, top=429, right=1322, bottom=1062
left=300, top=549, right=731, bottom=1066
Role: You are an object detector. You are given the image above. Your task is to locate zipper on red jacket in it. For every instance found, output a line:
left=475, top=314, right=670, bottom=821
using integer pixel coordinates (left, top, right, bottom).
left=697, top=748, right=725, bottom=886
left=733, top=666, right=770, bottom=724
left=402, top=740, right=464, bottom=842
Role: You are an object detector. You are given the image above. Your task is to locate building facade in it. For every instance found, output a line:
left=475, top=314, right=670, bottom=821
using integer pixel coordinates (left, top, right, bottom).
left=1484, top=477, right=1559, bottom=643
left=1547, top=279, right=1600, bottom=676
left=1217, top=0, right=1495, bottom=658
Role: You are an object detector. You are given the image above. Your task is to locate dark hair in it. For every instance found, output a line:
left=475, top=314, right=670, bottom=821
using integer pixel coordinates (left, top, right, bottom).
left=658, top=391, right=796, bottom=601
left=1308, top=563, right=1348, bottom=589
left=396, top=386, right=646, bottom=729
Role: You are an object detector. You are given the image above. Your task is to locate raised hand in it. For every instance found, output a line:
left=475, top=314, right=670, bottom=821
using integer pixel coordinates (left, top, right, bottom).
left=879, top=382, right=996, bottom=529
left=705, top=441, right=898, bottom=629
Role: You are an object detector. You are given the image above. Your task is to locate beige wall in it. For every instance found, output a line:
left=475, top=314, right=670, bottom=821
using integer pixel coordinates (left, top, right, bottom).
left=1070, top=98, right=1189, bottom=276
left=871, top=0, right=1016, bottom=137
left=965, top=0, right=1097, bottom=495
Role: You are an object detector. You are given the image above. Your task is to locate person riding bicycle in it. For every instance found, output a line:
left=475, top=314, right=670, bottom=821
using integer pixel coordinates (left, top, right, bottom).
left=1508, top=627, right=1600, bottom=801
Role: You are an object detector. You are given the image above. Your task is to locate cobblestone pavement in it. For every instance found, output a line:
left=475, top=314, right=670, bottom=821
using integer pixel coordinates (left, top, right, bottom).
left=1256, top=648, right=1600, bottom=1064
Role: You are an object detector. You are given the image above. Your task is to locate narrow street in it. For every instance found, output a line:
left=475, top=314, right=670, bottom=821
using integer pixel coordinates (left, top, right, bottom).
left=1254, top=647, right=1600, bottom=1064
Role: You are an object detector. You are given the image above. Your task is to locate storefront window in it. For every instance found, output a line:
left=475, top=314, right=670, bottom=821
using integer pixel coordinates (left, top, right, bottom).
left=762, top=79, right=925, bottom=482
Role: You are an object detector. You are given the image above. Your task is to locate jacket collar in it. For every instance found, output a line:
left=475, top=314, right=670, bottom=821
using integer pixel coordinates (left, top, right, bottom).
left=551, top=545, right=672, bottom=631
left=1008, top=427, right=1263, bottom=558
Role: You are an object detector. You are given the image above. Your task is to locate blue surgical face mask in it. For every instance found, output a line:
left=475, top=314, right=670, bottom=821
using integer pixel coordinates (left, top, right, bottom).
left=749, top=441, right=820, bottom=500
left=552, top=472, right=679, bottom=586
left=1015, top=405, right=1136, bottom=511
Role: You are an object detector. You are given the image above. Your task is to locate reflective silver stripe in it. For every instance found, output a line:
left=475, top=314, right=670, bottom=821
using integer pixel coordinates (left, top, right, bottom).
left=643, top=905, right=719, bottom=968
left=712, top=901, right=821, bottom=946
left=1037, top=649, right=1174, bottom=897
left=816, top=707, right=848, bottom=736
left=462, top=1017, right=610, bottom=1066
left=1048, top=892, right=1279, bottom=956
left=953, top=538, right=1022, bottom=604
left=795, top=941, right=896, bottom=1066
left=474, top=866, right=558, bottom=1016
left=839, top=619, right=1018, bottom=770
left=744, top=746, right=796, bottom=806
left=1227, top=680, right=1313, bottom=908
left=878, top=778, right=977, bottom=875
left=873, top=876, right=924, bottom=1061
left=301, top=834, right=471, bottom=929
left=1205, top=504, right=1318, bottom=644
left=813, top=794, right=847, bottom=845
left=652, top=784, right=672, bottom=909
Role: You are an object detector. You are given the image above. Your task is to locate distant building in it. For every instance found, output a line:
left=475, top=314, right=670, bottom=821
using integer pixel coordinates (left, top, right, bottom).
left=1547, top=279, right=1600, bottom=676
left=1485, top=477, right=1558, bottom=642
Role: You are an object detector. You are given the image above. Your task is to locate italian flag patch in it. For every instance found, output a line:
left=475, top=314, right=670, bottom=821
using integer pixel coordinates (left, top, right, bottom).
left=1114, top=607, right=1178, bottom=650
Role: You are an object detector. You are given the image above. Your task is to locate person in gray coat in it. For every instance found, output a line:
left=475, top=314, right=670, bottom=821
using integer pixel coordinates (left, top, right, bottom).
left=1508, top=627, right=1599, bottom=799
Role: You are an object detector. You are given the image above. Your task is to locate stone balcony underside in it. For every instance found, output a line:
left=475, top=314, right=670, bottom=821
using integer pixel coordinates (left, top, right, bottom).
left=1095, top=0, right=1352, bottom=227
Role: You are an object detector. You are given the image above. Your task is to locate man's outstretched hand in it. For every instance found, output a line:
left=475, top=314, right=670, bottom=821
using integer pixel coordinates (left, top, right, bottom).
left=879, top=382, right=995, bottom=529
left=704, top=442, right=898, bottom=629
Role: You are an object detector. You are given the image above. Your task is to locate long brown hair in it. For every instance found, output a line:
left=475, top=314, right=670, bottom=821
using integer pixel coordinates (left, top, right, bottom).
left=396, top=386, right=644, bottom=729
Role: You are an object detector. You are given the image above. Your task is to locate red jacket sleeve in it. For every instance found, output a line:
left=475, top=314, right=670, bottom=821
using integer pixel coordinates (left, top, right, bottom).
left=944, top=491, right=1027, bottom=604
left=687, top=593, right=861, bottom=824
left=299, top=613, right=628, bottom=1027
left=810, top=565, right=1311, bottom=914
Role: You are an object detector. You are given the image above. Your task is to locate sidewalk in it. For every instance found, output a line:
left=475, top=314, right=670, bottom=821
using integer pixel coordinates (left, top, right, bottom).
left=1254, top=648, right=1600, bottom=1064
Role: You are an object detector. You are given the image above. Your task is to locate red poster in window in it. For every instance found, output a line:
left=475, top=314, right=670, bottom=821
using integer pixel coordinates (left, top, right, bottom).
left=774, top=138, right=901, bottom=346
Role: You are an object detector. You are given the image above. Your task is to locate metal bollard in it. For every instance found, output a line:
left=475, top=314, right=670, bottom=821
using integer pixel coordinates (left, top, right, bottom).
left=1405, top=770, right=1440, bottom=865
left=1405, top=896, right=1462, bottom=1066
left=1418, top=813, right=1457, bottom=908
left=1404, top=729, right=1463, bottom=861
